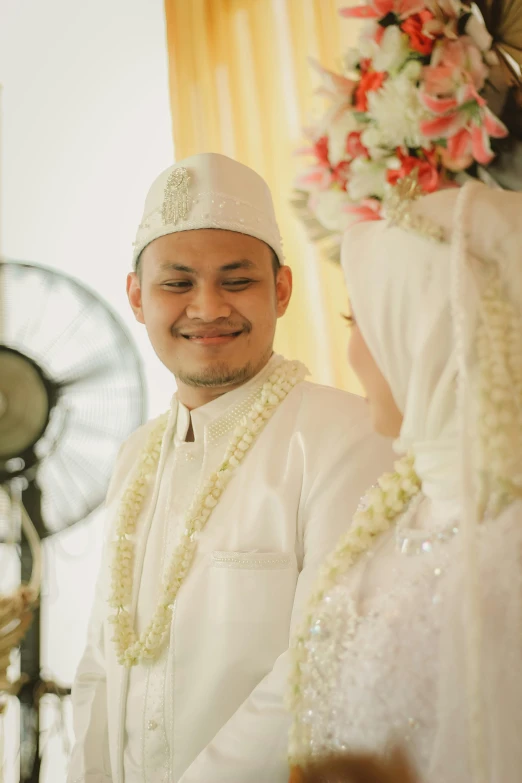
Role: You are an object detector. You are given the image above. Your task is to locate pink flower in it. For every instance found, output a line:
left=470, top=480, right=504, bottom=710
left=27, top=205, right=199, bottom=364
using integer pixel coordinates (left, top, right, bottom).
left=423, top=0, right=460, bottom=39
left=482, top=107, right=508, bottom=137
left=309, top=59, right=357, bottom=102
left=442, top=110, right=508, bottom=167
left=424, top=104, right=507, bottom=169
left=421, top=101, right=506, bottom=145
left=425, top=37, right=489, bottom=95
left=295, top=165, right=333, bottom=191
left=295, top=135, right=334, bottom=191
left=422, top=64, right=455, bottom=95
left=439, top=130, right=474, bottom=170
left=343, top=198, right=383, bottom=222
left=340, top=0, right=424, bottom=21
left=471, top=124, right=493, bottom=164
left=420, top=112, right=467, bottom=137
left=418, top=34, right=507, bottom=168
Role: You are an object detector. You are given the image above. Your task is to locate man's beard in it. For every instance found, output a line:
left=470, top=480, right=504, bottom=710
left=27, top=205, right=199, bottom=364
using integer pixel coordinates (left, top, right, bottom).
left=176, top=361, right=255, bottom=389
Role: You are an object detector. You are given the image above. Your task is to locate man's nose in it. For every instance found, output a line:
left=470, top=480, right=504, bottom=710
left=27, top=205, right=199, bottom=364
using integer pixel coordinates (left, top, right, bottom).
left=185, top=285, right=233, bottom=321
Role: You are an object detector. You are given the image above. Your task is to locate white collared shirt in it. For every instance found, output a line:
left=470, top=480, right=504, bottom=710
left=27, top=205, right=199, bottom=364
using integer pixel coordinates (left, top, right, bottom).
left=123, top=356, right=283, bottom=782
left=68, top=355, right=393, bottom=783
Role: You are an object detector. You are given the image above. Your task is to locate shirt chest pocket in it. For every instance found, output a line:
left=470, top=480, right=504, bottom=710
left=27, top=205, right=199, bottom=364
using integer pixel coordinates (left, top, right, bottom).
left=207, top=550, right=298, bottom=659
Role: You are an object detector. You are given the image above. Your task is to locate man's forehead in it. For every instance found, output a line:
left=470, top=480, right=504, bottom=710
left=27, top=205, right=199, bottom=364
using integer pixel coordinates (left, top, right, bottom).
left=143, top=230, right=272, bottom=267
left=152, top=227, right=267, bottom=248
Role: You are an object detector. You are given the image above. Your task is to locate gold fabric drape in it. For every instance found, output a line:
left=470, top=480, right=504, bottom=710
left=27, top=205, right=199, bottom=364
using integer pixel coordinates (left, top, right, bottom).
left=164, top=0, right=362, bottom=391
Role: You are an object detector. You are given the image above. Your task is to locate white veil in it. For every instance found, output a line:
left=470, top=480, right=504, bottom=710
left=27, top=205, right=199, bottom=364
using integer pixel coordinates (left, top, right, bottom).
left=341, top=180, right=522, bottom=781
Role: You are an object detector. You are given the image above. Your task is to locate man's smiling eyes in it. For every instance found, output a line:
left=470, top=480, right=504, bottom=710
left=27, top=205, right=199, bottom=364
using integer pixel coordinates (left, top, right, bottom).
left=162, top=279, right=257, bottom=291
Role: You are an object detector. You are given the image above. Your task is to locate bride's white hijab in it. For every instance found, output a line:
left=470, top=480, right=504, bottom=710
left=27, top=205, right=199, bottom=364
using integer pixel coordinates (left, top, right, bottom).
left=341, top=183, right=522, bottom=516
left=341, top=182, right=522, bottom=782
left=341, top=190, right=461, bottom=514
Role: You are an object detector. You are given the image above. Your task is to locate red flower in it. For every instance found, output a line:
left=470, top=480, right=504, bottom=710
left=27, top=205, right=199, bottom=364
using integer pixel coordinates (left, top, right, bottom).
left=401, top=10, right=436, bottom=55
left=332, top=161, right=351, bottom=190
left=355, top=71, right=386, bottom=112
left=346, top=131, right=368, bottom=159
left=374, top=25, right=386, bottom=45
left=387, top=149, right=441, bottom=193
left=314, top=136, right=330, bottom=165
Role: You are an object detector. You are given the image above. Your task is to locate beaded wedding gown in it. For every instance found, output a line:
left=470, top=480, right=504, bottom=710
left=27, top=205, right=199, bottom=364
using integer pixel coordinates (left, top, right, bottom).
left=291, top=493, right=522, bottom=782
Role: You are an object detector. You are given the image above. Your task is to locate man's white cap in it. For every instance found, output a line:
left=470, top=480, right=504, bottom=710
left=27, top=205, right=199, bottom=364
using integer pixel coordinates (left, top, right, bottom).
left=132, top=152, right=284, bottom=267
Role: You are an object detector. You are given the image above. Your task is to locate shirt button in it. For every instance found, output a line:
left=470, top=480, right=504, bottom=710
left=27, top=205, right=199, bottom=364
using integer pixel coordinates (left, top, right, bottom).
left=148, top=720, right=158, bottom=731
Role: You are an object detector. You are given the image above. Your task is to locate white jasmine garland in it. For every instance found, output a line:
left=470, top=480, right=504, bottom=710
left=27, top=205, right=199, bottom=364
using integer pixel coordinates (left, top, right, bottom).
left=287, top=453, right=421, bottom=761
left=475, top=266, right=522, bottom=514
left=108, top=359, right=308, bottom=667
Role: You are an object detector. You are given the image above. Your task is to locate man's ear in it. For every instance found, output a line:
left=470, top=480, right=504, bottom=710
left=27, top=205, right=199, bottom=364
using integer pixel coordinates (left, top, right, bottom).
left=127, top=272, right=145, bottom=324
left=275, top=265, right=292, bottom=317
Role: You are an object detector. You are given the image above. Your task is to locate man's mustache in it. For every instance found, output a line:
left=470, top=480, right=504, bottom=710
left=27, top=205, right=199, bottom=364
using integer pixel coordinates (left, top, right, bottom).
left=171, top=320, right=252, bottom=338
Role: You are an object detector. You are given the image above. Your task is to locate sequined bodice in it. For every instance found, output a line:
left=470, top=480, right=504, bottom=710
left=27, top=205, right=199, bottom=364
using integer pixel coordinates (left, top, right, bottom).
left=292, top=497, right=460, bottom=778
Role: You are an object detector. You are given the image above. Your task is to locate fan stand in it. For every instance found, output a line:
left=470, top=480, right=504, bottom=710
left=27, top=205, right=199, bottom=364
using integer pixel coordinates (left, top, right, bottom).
left=18, top=480, right=47, bottom=783
left=17, top=480, right=70, bottom=783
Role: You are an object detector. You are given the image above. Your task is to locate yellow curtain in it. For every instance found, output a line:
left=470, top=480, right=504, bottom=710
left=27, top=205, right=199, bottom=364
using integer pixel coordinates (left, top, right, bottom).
left=164, top=0, right=362, bottom=392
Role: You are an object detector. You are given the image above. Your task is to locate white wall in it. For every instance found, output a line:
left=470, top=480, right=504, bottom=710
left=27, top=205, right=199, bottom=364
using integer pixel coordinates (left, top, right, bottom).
left=0, top=1, right=174, bottom=780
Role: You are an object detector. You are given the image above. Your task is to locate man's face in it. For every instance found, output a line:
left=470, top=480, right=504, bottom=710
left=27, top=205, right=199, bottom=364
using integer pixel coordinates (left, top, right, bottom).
left=127, top=229, right=292, bottom=396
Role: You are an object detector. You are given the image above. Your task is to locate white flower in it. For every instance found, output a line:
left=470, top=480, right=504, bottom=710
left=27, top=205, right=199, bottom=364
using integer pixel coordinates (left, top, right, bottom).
left=310, top=189, right=352, bottom=233
left=359, top=126, right=388, bottom=160
left=366, top=73, right=427, bottom=150
left=358, top=21, right=381, bottom=59
left=327, top=111, right=360, bottom=166
left=347, top=158, right=388, bottom=201
left=372, top=27, right=410, bottom=74
left=378, top=475, right=394, bottom=492
left=402, top=59, right=423, bottom=82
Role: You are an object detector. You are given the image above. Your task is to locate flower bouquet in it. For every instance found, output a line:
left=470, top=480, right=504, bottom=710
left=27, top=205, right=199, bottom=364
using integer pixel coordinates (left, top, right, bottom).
left=294, top=0, right=508, bottom=260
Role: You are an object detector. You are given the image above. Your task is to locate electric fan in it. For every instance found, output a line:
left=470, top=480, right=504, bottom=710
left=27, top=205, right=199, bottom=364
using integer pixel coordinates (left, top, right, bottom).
left=0, top=258, right=146, bottom=782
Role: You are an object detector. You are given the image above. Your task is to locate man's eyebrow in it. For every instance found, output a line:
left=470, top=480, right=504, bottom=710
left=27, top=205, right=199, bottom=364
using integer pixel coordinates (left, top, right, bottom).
left=219, top=259, right=256, bottom=272
left=158, top=259, right=257, bottom=274
left=159, top=262, right=196, bottom=273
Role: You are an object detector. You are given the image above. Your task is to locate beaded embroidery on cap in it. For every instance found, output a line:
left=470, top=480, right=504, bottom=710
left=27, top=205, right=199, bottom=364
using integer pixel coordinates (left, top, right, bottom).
left=161, top=167, right=190, bottom=225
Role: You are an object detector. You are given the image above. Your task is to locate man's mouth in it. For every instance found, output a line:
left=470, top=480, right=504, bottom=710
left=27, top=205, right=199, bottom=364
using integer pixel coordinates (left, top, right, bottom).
left=179, top=330, right=244, bottom=346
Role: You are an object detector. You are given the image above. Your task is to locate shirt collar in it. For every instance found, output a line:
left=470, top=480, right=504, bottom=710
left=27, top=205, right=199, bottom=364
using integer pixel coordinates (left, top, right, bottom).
left=173, top=353, right=284, bottom=445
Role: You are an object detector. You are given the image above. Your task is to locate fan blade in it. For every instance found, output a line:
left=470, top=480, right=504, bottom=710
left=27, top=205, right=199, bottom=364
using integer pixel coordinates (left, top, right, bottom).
left=15, top=273, right=55, bottom=347
left=57, top=360, right=117, bottom=389
left=57, top=442, right=115, bottom=490
left=40, top=307, right=92, bottom=359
